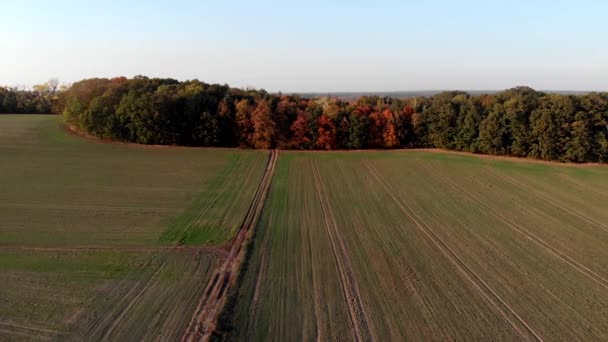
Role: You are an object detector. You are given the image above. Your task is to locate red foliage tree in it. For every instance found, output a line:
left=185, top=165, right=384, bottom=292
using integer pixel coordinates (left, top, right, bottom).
left=315, top=114, right=336, bottom=150
left=290, top=110, right=312, bottom=149
left=383, top=121, right=399, bottom=148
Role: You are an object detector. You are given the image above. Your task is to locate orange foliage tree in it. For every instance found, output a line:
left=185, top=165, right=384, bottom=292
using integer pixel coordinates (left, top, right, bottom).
left=251, top=99, right=276, bottom=149
left=290, top=110, right=312, bottom=149
left=235, top=99, right=254, bottom=147
left=315, top=114, right=336, bottom=149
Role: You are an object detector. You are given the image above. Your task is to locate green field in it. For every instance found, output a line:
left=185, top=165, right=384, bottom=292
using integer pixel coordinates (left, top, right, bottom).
left=0, top=115, right=266, bottom=340
left=3, top=115, right=608, bottom=341
left=228, top=151, right=608, bottom=341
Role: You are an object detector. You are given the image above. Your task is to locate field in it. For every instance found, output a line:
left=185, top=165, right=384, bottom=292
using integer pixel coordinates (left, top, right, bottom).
left=229, top=151, right=608, bottom=341
left=3, top=115, right=608, bottom=341
left=0, top=115, right=267, bottom=340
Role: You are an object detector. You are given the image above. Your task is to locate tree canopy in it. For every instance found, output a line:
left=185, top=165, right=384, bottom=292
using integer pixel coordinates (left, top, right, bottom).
left=53, top=77, right=608, bottom=163
left=0, top=79, right=62, bottom=114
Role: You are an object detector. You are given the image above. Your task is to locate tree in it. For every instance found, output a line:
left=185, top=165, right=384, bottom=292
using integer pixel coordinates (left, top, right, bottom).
left=83, top=95, right=115, bottom=137
left=33, top=78, right=60, bottom=95
left=251, top=99, right=276, bottom=149
left=315, top=114, right=336, bottom=149
left=290, top=110, right=313, bottom=149
left=368, top=109, right=385, bottom=148
left=115, top=91, right=156, bottom=144
left=378, top=109, right=399, bottom=148
left=503, top=94, right=536, bottom=157
left=194, top=111, right=220, bottom=146
left=53, top=76, right=608, bottom=163
left=529, top=101, right=559, bottom=160
left=235, top=99, right=254, bottom=147
left=1, top=91, right=17, bottom=112
left=477, top=104, right=506, bottom=155
left=564, top=111, right=592, bottom=162
left=396, top=105, right=415, bottom=147
left=383, top=122, right=399, bottom=148
left=347, top=109, right=369, bottom=149
left=424, top=92, right=464, bottom=149
left=528, top=95, right=576, bottom=161
left=455, top=98, right=483, bottom=152
left=580, top=93, right=608, bottom=162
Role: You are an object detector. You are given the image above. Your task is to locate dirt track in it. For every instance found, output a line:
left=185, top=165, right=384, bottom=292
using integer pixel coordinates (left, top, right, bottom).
left=182, top=149, right=278, bottom=342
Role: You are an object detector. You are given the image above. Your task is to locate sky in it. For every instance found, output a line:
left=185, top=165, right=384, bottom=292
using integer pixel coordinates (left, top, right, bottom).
left=1, top=0, right=607, bottom=92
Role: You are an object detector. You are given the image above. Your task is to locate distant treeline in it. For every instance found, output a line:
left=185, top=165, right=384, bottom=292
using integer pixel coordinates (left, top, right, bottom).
left=62, top=76, right=608, bottom=162
left=0, top=80, right=63, bottom=114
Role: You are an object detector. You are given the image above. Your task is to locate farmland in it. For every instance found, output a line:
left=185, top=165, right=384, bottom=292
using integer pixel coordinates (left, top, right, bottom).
left=228, top=151, right=608, bottom=341
left=0, top=115, right=267, bottom=340
left=3, top=114, right=608, bottom=341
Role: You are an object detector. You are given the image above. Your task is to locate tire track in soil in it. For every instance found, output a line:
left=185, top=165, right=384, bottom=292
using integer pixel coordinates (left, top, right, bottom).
left=558, top=174, right=608, bottom=199
left=0, top=321, right=61, bottom=340
left=363, top=159, right=542, bottom=341
left=311, top=160, right=374, bottom=342
left=418, top=160, right=608, bottom=291
left=100, top=264, right=165, bottom=341
left=0, top=202, right=179, bottom=212
left=303, top=178, right=323, bottom=342
left=456, top=176, right=608, bottom=338
left=182, top=150, right=278, bottom=342
left=0, top=328, right=50, bottom=340
left=485, top=167, right=608, bottom=233
left=176, top=154, right=245, bottom=243
left=474, top=173, right=608, bottom=249
left=0, top=245, right=228, bottom=258
left=248, top=216, right=271, bottom=328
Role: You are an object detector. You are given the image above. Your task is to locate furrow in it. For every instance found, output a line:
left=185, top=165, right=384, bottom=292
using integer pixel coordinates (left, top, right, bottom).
left=364, top=159, right=542, bottom=342
left=418, top=160, right=608, bottom=291
left=311, top=160, right=374, bottom=342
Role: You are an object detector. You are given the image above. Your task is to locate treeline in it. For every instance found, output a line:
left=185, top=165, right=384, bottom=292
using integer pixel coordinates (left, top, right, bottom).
left=63, top=76, right=608, bottom=162
left=0, top=80, right=63, bottom=114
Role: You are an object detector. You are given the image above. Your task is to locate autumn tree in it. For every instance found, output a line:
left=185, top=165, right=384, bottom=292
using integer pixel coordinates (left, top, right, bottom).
left=315, top=114, right=336, bottom=149
left=273, top=97, right=297, bottom=146
left=251, top=99, right=276, bottom=149
left=54, top=76, right=608, bottom=163
left=290, top=110, right=313, bottom=149
left=235, top=98, right=254, bottom=147
left=383, top=122, right=399, bottom=148
left=379, top=109, right=398, bottom=148
left=368, top=109, right=384, bottom=148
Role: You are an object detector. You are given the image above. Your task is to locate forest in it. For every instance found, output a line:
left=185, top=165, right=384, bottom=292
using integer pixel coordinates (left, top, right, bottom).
left=0, top=80, right=62, bottom=114
left=4, top=76, right=607, bottom=162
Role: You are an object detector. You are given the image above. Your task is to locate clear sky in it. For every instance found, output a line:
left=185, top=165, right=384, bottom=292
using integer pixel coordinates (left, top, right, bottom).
left=1, top=0, right=607, bottom=92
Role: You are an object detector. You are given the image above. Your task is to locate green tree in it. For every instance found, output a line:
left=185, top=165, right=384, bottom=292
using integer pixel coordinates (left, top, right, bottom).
left=455, top=98, right=483, bottom=152
left=477, top=104, right=506, bottom=155
left=529, top=99, right=559, bottom=160
left=563, top=111, right=592, bottom=162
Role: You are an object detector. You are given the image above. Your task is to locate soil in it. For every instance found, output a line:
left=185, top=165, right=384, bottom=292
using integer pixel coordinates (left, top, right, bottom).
left=181, top=150, right=278, bottom=341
